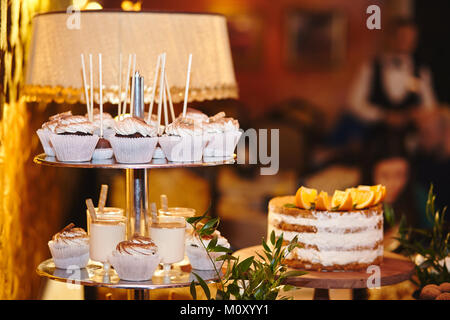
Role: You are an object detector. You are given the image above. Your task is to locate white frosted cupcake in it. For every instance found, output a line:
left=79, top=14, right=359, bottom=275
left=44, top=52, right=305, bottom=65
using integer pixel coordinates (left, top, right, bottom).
left=37, top=111, right=74, bottom=156
left=48, top=223, right=90, bottom=269
left=186, top=230, right=230, bottom=270
left=108, top=236, right=161, bottom=281
left=203, top=112, right=241, bottom=158
left=49, top=116, right=99, bottom=162
left=108, top=117, right=158, bottom=163
left=159, top=118, right=206, bottom=162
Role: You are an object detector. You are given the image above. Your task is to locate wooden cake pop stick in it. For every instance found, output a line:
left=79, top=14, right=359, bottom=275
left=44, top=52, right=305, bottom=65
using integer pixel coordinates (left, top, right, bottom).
left=150, top=202, right=158, bottom=223
left=86, top=198, right=98, bottom=222
left=160, top=194, right=168, bottom=211
left=98, top=184, right=108, bottom=214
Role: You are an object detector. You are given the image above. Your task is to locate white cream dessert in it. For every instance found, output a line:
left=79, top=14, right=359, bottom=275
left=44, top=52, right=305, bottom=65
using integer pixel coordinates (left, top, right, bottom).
left=149, top=216, right=186, bottom=264
left=89, top=215, right=126, bottom=263
left=48, top=223, right=90, bottom=269
left=186, top=230, right=230, bottom=270
left=108, top=235, right=161, bottom=281
left=267, top=196, right=383, bottom=271
left=203, top=112, right=241, bottom=158
left=159, top=117, right=205, bottom=162
left=108, top=117, right=159, bottom=163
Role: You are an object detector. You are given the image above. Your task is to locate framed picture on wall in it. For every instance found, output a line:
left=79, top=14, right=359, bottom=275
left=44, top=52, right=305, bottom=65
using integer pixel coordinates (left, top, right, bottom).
left=283, top=9, right=346, bottom=71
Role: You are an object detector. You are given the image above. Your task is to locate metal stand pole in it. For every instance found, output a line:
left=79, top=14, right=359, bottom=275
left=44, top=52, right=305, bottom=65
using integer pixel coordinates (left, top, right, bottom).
left=127, top=71, right=151, bottom=299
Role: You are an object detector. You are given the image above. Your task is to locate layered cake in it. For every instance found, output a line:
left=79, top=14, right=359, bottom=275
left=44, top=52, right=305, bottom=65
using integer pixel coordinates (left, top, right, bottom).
left=267, top=185, right=385, bottom=271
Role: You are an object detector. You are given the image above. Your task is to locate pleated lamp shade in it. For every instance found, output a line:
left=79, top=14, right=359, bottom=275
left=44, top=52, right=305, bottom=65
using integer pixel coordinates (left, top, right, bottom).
left=24, top=10, right=238, bottom=104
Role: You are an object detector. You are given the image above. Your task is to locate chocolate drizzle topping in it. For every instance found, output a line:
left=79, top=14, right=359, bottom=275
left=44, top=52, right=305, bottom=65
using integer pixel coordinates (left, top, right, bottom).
left=116, top=235, right=157, bottom=256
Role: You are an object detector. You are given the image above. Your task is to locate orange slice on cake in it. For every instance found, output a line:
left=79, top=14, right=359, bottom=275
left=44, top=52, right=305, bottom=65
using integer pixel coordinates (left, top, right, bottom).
left=315, top=191, right=330, bottom=210
left=295, top=186, right=317, bottom=209
left=331, top=190, right=353, bottom=211
left=352, top=189, right=375, bottom=209
left=358, top=184, right=386, bottom=205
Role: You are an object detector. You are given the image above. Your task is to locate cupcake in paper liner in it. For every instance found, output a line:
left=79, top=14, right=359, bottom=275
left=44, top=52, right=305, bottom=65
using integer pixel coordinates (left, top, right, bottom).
left=185, top=230, right=230, bottom=271
left=108, top=236, right=161, bottom=281
left=37, top=111, right=74, bottom=157
left=108, top=117, right=158, bottom=163
left=48, top=223, right=90, bottom=269
left=203, top=112, right=241, bottom=158
left=50, top=118, right=99, bottom=162
left=159, top=118, right=205, bottom=162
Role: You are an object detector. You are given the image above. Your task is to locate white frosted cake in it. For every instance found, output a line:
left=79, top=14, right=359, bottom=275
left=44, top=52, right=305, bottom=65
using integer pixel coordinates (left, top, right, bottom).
left=268, top=195, right=383, bottom=271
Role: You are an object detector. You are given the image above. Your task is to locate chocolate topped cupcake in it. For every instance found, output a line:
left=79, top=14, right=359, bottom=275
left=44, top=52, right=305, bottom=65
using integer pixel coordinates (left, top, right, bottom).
left=49, top=117, right=99, bottom=162
left=37, top=111, right=74, bottom=157
left=48, top=223, right=90, bottom=269
left=108, top=235, right=161, bottom=281
left=108, top=117, right=159, bottom=163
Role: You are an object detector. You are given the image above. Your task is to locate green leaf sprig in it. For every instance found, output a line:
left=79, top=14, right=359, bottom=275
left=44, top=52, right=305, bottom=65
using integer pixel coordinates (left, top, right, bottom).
left=187, top=209, right=306, bottom=300
left=396, top=184, right=449, bottom=287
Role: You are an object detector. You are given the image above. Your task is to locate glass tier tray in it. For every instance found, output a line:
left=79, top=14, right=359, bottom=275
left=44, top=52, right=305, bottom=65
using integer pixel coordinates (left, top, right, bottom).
left=33, top=153, right=235, bottom=169
left=37, top=258, right=220, bottom=290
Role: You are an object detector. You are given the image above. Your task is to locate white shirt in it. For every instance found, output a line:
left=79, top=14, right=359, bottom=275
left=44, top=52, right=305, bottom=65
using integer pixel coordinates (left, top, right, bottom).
left=348, top=54, right=437, bottom=122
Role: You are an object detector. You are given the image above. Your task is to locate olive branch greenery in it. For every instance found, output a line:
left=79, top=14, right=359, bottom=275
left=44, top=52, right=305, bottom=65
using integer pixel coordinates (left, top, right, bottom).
left=396, top=185, right=449, bottom=288
left=187, top=209, right=306, bottom=300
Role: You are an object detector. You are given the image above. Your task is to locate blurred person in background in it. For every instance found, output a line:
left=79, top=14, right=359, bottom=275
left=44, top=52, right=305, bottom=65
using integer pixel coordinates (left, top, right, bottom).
left=348, top=18, right=437, bottom=143
left=411, top=107, right=450, bottom=218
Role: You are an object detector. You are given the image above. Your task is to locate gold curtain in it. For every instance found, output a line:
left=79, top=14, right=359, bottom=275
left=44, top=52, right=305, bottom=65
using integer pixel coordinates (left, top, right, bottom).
left=0, top=0, right=72, bottom=300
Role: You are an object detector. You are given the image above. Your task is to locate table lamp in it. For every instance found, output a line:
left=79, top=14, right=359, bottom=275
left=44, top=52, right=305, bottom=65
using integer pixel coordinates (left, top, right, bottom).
left=24, top=10, right=238, bottom=104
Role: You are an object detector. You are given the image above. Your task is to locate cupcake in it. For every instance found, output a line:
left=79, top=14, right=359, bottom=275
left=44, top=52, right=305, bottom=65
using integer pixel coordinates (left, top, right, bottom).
left=108, top=117, right=158, bottom=163
left=108, top=235, right=161, bottom=281
left=48, top=223, right=90, bottom=269
left=186, top=230, right=230, bottom=270
left=49, top=116, right=99, bottom=162
left=37, top=111, right=73, bottom=157
left=203, top=112, right=241, bottom=158
left=158, top=117, right=206, bottom=162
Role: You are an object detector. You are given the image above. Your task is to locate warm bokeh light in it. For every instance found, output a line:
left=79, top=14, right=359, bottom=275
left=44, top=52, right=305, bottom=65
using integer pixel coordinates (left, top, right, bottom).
left=121, top=0, right=142, bottom=11
left=72, top=0, right=88, bottom=10
left=85, top=1, right=102, bottom=10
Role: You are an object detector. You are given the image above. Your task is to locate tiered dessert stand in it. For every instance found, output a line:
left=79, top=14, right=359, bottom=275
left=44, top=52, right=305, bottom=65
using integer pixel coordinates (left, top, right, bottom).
left=235, top=246, right=415, bottom=300
left=34, top=74, right=234, bottom=300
